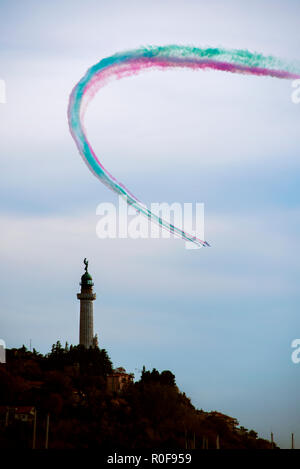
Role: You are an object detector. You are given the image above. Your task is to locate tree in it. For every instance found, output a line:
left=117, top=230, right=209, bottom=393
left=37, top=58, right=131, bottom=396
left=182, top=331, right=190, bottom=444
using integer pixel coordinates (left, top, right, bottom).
left=140, top=367, right=176, bottom=386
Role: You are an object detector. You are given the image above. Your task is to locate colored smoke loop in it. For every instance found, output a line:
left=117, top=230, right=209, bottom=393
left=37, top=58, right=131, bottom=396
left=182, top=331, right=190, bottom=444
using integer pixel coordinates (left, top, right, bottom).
left=68, top=45, right=300, bottom=248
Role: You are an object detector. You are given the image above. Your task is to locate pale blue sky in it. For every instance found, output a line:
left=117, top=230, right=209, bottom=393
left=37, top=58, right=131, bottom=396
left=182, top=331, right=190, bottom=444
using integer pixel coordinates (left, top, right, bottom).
left=1, top=0, right=300, bottom=448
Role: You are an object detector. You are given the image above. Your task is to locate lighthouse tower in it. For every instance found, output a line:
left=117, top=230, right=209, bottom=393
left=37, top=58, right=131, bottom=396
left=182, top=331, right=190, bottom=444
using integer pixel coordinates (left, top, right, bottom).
left=77, top=258, right=96, bottom=348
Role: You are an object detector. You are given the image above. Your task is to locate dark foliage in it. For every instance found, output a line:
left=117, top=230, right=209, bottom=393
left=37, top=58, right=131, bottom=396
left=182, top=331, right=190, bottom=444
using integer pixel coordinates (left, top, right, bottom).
left=0, top=345, right=276, bottom=449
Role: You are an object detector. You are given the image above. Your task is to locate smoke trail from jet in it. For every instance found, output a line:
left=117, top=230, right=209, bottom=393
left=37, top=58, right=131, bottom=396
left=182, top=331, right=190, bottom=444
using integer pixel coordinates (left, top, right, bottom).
left=68, top=45, right=300, bottom=248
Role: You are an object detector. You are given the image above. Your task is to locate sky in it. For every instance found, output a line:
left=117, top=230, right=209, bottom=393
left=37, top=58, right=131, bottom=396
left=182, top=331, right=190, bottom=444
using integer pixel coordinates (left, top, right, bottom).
left=1, top=0, right=300, bottom=448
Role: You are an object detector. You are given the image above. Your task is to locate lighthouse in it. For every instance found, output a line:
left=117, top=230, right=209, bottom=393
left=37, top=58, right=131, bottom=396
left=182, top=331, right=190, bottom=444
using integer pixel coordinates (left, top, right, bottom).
left=77, top=258, right=96, bottom=348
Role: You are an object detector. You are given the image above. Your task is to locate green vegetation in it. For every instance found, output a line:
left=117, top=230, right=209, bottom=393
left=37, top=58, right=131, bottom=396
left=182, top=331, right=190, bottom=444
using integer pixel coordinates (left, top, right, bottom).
left=0, top=344, right=276, bottom=449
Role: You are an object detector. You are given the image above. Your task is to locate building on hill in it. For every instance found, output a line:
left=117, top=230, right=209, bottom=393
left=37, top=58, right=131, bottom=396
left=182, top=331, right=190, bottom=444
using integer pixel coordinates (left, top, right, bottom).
left=14, top=406, right=35, bottom=423
left=0, top=406, right=35, bottom=425
left=107, top=367, right=134, bottom=393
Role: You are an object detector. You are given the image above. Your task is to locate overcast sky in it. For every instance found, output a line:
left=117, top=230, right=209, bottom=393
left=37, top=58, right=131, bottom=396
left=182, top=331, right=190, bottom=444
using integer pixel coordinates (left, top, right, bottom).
left=1, top=0, right=300, bottom=448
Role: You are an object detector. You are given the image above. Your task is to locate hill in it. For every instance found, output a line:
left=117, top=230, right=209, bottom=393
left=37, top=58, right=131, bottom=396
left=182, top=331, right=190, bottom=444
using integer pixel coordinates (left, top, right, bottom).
left=0, top=343, right=277, bottom=449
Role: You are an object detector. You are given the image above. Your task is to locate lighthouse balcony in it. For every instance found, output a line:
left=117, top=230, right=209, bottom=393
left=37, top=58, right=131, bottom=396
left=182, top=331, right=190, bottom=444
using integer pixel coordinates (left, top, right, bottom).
left=77, top=292, right=96, bottom=300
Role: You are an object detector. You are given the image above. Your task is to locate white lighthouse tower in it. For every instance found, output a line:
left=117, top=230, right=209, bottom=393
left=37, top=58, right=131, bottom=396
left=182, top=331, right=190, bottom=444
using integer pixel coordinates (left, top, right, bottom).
left=77, top=258, right=96, bottom=348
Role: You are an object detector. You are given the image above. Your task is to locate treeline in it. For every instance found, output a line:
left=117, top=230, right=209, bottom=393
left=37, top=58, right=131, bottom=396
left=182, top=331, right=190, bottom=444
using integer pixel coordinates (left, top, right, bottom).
left=0, top=343, right=276, bottom=449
